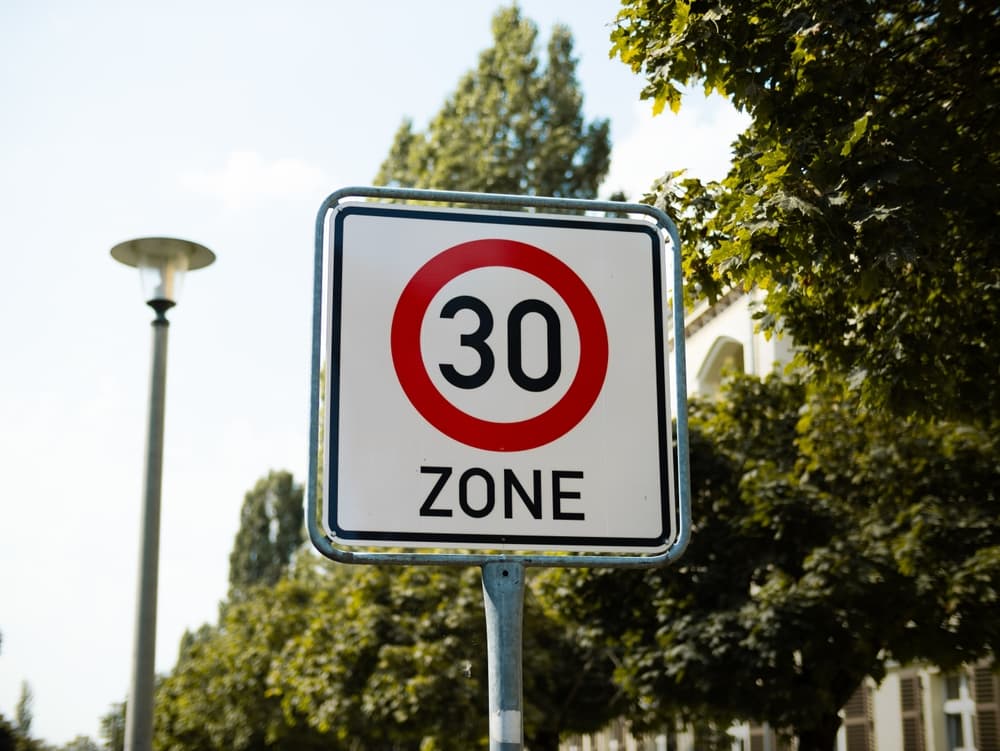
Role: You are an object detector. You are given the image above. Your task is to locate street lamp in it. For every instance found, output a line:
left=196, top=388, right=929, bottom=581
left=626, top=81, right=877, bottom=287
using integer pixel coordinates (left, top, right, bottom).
left=111, top=237, right=215, bottom=751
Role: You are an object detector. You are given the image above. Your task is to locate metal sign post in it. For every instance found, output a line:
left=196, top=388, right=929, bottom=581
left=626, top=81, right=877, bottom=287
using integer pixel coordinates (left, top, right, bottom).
left=482, top=561, right=525, bottom=750
left=308, top=187, right=692, bottom=749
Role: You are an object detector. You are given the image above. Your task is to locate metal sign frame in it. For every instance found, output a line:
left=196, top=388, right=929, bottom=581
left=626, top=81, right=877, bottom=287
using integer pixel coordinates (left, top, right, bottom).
left=308, top=186, right=691, bottom=569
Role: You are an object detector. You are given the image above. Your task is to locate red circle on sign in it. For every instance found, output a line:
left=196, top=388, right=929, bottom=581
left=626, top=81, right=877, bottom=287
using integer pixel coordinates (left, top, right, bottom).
left=391, top=238, right=609, bottom=452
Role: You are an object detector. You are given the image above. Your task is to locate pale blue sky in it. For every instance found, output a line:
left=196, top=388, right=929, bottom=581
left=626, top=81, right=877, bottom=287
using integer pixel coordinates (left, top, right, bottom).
left=0, top=0, right=747, bottom=744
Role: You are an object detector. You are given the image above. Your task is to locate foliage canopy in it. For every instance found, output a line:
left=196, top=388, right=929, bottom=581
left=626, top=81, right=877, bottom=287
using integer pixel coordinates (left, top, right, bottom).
left=154, top=560, right=621, bottom=751
left=538, top=374, right=999, bottom=749
left=613, top=0, right=1000, bottom=423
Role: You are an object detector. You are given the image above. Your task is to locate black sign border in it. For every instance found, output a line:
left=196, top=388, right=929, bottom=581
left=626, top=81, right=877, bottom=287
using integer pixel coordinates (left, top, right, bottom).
left=326, top=203, right=672, bottom=552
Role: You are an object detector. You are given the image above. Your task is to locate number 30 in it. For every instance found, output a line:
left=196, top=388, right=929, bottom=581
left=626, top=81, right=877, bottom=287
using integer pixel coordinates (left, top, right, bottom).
left=438, top=295, right=561, bottom=393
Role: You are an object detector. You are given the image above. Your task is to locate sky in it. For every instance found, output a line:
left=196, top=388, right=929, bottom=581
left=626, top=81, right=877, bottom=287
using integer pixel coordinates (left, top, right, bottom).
left=0, top=1, right=749, bottom=744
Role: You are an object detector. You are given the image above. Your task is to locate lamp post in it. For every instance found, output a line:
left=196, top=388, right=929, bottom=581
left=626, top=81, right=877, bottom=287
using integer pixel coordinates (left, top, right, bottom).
left=111, top=237, right=215, bottom=751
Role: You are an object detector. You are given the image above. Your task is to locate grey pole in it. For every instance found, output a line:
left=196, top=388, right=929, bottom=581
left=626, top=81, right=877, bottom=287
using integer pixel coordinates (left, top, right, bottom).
left=123, top=304, right=171, bottom=751
left=111, top=236, right=213, bottom=751
left=482, top=561, right=525, bottom=751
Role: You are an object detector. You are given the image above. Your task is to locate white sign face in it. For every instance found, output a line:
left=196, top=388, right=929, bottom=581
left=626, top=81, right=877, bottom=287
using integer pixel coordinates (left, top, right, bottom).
left=324, top=203, right=674, bottom=553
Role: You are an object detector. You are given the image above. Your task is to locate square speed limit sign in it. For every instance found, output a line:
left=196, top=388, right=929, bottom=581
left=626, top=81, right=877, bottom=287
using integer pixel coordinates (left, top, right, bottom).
left=324, top=202, right=675, bottom=553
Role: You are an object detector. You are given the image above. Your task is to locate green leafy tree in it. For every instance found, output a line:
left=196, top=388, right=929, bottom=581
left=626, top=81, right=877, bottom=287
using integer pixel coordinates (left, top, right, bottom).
left=156, top=567, right=466, bottom=751
left=156, top=561, right=620, bottom=751
left=375, top=4, right=610, bottom=200
left=274, top=564, right=622, bottom=751
left=539, top=375, right=999, bottom=750
left=8, top=683, right=52, bottom=751
left=14, top=683, right=31, bottom=740
left=228, top=470, right=304, bottom=599
left=0, top=632, right=13, bottom=751
left=0, top=716, right=15, bottom=751
left=612, top=0, right=1000, bottom=424
left=272, top=565, right=486, bottom=750
left=154, top=581, right=331, bottom=751
left=58, top=738, right=99, bottom=751
left=98, top=703, right=124, bottom=751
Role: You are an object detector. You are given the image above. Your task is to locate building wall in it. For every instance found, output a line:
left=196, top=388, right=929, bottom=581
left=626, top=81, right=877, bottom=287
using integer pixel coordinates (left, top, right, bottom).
left=870, top=670, right=905, bottom=751
left=674, top=288, right=794, bottom=402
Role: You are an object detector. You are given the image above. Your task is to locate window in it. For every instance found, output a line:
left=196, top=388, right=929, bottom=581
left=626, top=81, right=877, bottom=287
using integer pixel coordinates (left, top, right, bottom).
left=942, top=671, right=976, bottom=751
left=946, top=712, right=965, bottom=750
left=947, top=674, right=963, bottom=701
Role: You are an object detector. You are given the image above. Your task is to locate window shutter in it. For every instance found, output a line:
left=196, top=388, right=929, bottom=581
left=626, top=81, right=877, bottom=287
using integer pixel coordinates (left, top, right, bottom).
left=973, top=661, right=1000, bottom=751
left=899, top=672, right=925, bottom=751
left=746, top=723, right=790, bottom=751
left=843, top=682, right=874, bottom=751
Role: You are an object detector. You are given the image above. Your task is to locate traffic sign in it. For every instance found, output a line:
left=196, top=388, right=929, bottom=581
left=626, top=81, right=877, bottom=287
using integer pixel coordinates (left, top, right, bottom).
left=324, top=202, right=674, bottom=553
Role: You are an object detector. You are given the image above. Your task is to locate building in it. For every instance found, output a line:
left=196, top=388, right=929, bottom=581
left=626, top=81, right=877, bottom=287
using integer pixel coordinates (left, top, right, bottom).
left=561, top=660, right=999, bottom=751
left=678, top=288, right=793, bottom=400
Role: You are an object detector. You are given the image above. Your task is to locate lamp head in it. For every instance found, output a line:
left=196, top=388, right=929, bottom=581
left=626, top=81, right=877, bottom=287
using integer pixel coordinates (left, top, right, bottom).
left=111, top=237, right=215, bottom=310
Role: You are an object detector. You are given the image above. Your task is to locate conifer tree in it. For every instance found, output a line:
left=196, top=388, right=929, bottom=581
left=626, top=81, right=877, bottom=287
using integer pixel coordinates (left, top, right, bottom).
left=375, top=5, right=610, bottom=200
left=227, top=470, right=303, bottom=599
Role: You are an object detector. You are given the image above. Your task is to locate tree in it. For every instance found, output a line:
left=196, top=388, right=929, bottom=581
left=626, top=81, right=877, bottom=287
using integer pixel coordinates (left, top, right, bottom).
left=611, top=0, right=1000, bottom=424
left=156, top=566, right=471, bottom=751
left=155, top=559, right=621, bottom=751
left=271, top=565, right=488, bottom=750
left=58, top=738, right=100, bottom=751
left=0, top=716, right=15, bottom=751
left=98, top=703, right=124, bottom=751
left=14, top=683, right=32, bottom=740
left=154, top=581, right=331, bottom=751
left=374, top=4, right=610, bottom=200
left=0, top=638, right=14, bottom=751
left=0, top=682, right=43, bottom=751
left=4, top=682, right=53, bottom=751
left=274, top=564, right=623, bottom=751
left=156, top=8, right=622, bottom=749
left=227, top=470, right=304, bottom=599
left=538, top=374, right=999, bottom=750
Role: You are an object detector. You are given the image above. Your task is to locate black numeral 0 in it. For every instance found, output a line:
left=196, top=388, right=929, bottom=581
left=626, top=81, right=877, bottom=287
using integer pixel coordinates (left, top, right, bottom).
left=439, top=296, right=561, bottom=392
left=507, top=299, right=561, bottom=392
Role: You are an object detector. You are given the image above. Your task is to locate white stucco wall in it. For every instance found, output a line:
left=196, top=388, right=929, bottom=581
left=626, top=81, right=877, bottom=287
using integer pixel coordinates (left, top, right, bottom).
left=674, top=289, right=795, bottom=403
